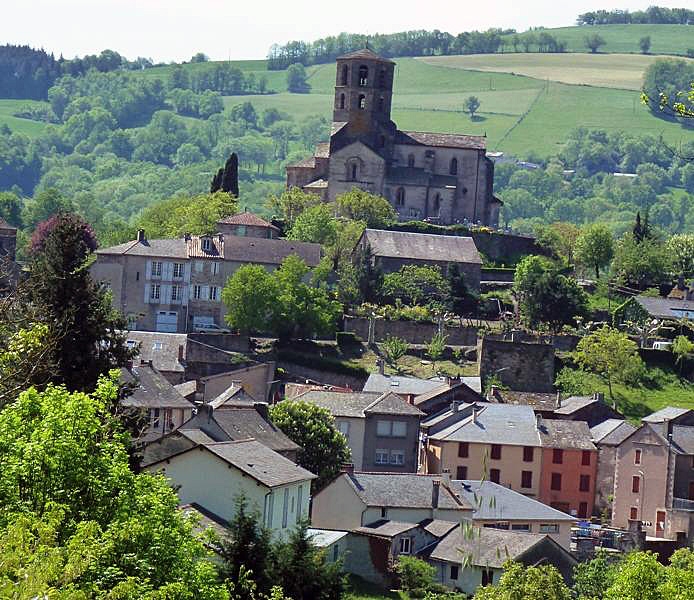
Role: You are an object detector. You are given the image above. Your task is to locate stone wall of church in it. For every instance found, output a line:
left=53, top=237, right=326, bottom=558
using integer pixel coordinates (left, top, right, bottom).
left=327, top=143, right=386, bottom=201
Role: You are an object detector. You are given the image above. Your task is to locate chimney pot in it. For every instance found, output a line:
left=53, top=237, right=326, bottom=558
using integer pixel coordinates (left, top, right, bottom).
left=137, top=229, right=146, bottom=242
left=536, top=413, right=542, bottom=430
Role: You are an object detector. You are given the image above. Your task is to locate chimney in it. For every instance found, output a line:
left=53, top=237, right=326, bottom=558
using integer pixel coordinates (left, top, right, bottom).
left=489, top=385, right=500, bottom=401
left=136, top=228, right=146, bottom=243
left=377, top=358, right=385, bottom=375
left=441, top=469, right=451, bottom=486
left=178, top=344, right=184, bottom=363
left=556, top=391, right=561, bottom=409
left=432, top=480, right=440, bottom=508
left=184, top=232, right=191, bottom=241
left=472, top=403, right=479, bottom=423
left=254, top=401, right=269, bottom=421
left=451, top=401, right=460, bottom=413
left=340, top=463, right=355, bottom=475
left=536, top=413, right=542, bottom=431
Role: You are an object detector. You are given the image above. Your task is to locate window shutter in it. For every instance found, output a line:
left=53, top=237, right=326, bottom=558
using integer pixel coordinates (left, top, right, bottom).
left=189, top=284, right=195, bottom=300
left=184, top=261, right=191, bottom=282
left=164, top=262, right=173, bottom=281
left=202, top=285, right=209, bottom=300
left=162, top=284, right=171, bottom=304
left=144, top=283, right=151, bottom=303
left=145, top=261, right=152, bottom=279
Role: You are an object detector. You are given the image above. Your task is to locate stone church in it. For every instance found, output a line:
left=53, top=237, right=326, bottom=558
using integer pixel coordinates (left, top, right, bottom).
left=286, top=49, right=501, bottom=227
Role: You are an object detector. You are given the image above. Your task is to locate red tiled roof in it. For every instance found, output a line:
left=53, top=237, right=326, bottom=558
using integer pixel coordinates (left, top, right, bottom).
left=217, top=211, right=278, bottom=230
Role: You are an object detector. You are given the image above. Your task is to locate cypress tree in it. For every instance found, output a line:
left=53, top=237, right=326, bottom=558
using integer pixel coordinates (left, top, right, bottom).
left=210, top=167, right=224, bottom=193
left=221, top=152, right=239, bottom=197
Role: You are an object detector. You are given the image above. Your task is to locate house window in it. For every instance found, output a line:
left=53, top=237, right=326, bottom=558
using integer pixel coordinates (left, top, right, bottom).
left=395, top=187, right=405, bottom=206
left=458, top=442, right=469, bottom=458
left=632, top=475, right=640, bottom=493
left=336, top=420, right=350, bottom=439
left=539, top=523, right=559, bottom=534
left=381, top=507, right=387, bottom=518
left=152, top=341, right=163, bottom=350
left=265, top=493, right=274, bottom=528
left=579, top=474, right=591, bottom=492
left=630, top=507, right=638, bottom=520
left=136, top=271, right=140, bottom=281
left=553, top=449, right=563, bottom=464
left=635, top=449, right=642, bottom=465
left=151, top=261, right=162, bottom=277
left=399, top=537, right=411, bottom=555
left=358, top=94, right=366, bottom=109
left=171, top=285, right=180, bottom=301
left=481, top=569, right=494, bottom=586
left=390, top=450, right=405, bottom=465
left=578, top=502, right=588, bottom=519
left=193, top=285, right=202, bottom=300
left=201, top=237, right=211, bottom=251
left=339, top=93, right=345, bottom=109
left=173, top=262, right=184, bottom=278
left=150, top=408, right=161, bottom=429
left=490, top=444, right=502, bottom=460
left=358, top=65, right=368, bottom=86
left=490, top=468, right=500, bottom=483
left=209, top=286, right=219, bottom=301
left=376, top=420, right=406, bottom=437
left=297, top=485, right=303, bottom=523
left=456, top=465, right=468, bottom=480
left=212, top=262, right=220, bottom=276
left=523, top=446, right=534, bottom=462
left=449, top=157, right=458, bottom=175
left=551, top=473, right=562, bottom=491
left=582, top=450, right=592, bottom=466
left=407, top=154, right=415, bottom=167
left=511, top=523, right=530, bottom=531
left=450, top=565, right=459, bottom=580
left=282, top=488, right=289, bottom=528
left=521, top=470, right=533, bottom=489
left=375, top=449, right=389, bottom=464
left=150, top=284, right=161, bottom=301
left=341, top=64, right=348, bottom=85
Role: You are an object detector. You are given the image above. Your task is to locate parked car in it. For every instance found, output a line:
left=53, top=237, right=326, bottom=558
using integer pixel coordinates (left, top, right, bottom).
left=653, top=341, right=672, bottom=351
left=193, top=323, right=231, bottom=334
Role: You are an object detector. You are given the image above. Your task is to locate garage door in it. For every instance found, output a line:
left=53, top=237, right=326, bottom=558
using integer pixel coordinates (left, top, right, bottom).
left=156, top=311, right=178, bottom=333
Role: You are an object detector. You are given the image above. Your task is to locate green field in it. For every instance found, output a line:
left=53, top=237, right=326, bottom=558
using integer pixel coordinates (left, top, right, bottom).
left=503, top=24, right=694, bottom=56
left=419, top=53, right=691, bottom=91
left=0, top=99, right=52, bottom=137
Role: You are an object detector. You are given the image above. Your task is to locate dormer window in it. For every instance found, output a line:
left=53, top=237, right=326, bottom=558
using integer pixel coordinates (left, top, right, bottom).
left=201, top=237, right=211, bottom=252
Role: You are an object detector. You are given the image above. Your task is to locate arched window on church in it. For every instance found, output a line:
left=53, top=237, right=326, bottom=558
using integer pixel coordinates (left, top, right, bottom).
left=407, top=154, right=415, bottom=168
left=378, top=69, right=386, bottom=87
left=449, top=157, right=458, bottom=175
left=433, top=193, right=441, bottom=213
left=358, top=94, right=366, bottom=110
left=396, top=187, right=406, bottom=206
left=378, top=96, right=385, bottom=112
left=341, top=65, right=349, bottom=86
left=351, top=163, right=358, bottom=181
left=339, top=93, right=345, bottom=109
left=358, top=65, right=368, bottom=87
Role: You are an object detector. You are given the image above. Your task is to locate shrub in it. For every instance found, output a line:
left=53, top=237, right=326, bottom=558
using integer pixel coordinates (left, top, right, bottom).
left=396, top=556, right=436, bottom=592
left=336, top=331, right=360, bottom=350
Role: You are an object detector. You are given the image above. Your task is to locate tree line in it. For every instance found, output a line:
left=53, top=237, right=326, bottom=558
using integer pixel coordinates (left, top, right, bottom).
left=577, top=6, right=694, bottom=25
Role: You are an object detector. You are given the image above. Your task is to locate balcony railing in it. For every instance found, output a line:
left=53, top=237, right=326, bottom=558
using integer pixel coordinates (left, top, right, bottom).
left=673, top=497, right=694, bottom=511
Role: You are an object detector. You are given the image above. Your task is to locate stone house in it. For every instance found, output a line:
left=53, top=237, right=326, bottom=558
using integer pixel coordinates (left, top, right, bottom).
left=537, top=418, right=598, bottom=519
left=292, top=389, right=424, bottom=472
left=354, top=228, right=482, bottom=292
left=143, top=436, right=315, bottom=539
left=612, top=407, right=694, bottom=542
left=590, top=419, right=637, bottom=516
left=420, top=525, right=576, bottom=593
left=120, top=362, right=195, bottom=442
left=552, top=394, right=624, bottom=428
left=421, top=402, right=544, bottom=498
left=196, top=362, right=278, bottom=403
left=362, top=372, right=481, bottom=406
left=91, top=213, right=320, bottom=333
left=286, top=49, right=501, bottom=226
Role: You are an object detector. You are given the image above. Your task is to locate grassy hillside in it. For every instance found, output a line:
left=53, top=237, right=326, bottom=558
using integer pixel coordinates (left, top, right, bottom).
left=0, top=99, right=52, bottom=137
left=418, top=53, right=690, bottom=91
left=503, top=23, right=694, bottom=56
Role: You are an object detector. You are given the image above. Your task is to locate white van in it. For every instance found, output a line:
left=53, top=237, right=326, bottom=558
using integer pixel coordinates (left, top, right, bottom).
left=653, top=341, right=672, bottom=351
left=192, top=316, right=230, bottom=334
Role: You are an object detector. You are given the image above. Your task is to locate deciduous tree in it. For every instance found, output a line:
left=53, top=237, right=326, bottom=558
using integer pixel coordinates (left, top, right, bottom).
left=575, top=223, right=614, bottom=279
left=335, top=189, right=397, bottom=228
left=464, top=95, right=481, bottom=118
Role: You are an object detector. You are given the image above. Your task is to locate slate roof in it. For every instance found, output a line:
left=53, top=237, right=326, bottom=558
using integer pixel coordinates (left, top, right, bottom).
left=420, top=525, right=557, bottom=568
left=554, top=396, right=599, bottom=415
left=307, top=528, right=350, bottom=547
left=425, top=403, right=542, bottom=447
left=450, top=480, right=576, bottom=522
left=363, top=373, right=445, bottom=396
left=643, top=406, right=692, bottom=423
left=222, top=235, right=321, bottom=267
left=315, top=142, right=331, bottom=158
left=355, top=520, right=419, bottom=538
left=419, top=518, right=458, bottom=538
left=97, top=238, right=188, bottom=258
left=174, top=380, right=198, bottom=400
left=491, top=390, right=558, bottom=412
left=635, top=296, right=694, bottom=320
left=671, top=425, right=694, bottom=454
left=365, top=392, right=424, bottom=417
left=288, top=156, right=316, bottom=169
left=590, top=419, right=636, bottom=446
left=414, top=381, right=484, bottom=409
left=361, top=229, right=482, bottom=265
left=217, top=212, right=279, bottom=231
left=395, top=130, right=487, bottom=151
left=208, top=384, right=257, bottom=409
left=120, top=364, right=195, bottom=409
left=141, top=428, right=216, bottom=466
left=125, top=332, right=187, bottom=373
left=211, top=408, right=300, bottom=453
left=204, top=439, right=316, bottom=487
left=337, top=48, right=395, bottom=63
left=182, top=503, right=228, bottom=538
left=343, top=472, right=472, bottom=510
left=304, top=179, right=329, bottom=189
left=295, top=390, right=382, bottom=418
left=538, top=419, right=596, bottom=451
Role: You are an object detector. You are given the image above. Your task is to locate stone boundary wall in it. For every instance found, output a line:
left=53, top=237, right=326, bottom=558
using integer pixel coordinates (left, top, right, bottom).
left=187, top=332, right=251, bottom=353
left=344, top=316, right=478, bottom=346
left=479, top=337, right=555, bottom=392
left=276, top=360, right=368, bottom=390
